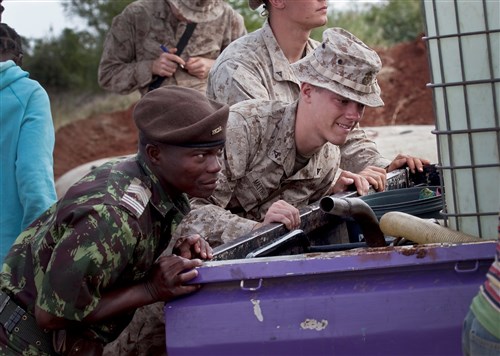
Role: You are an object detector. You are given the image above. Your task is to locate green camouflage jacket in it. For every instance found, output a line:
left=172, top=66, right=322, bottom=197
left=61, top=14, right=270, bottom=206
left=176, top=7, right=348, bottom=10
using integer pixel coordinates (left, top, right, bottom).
left=0, top=154, right=189, bottom=343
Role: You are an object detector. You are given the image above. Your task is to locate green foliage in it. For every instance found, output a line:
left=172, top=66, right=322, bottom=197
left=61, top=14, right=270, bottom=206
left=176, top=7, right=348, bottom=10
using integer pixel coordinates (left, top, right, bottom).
left=377, top=0, right=424, bottom=44
left=24, top=29, right=101, bottom=91
left=330, top=0, right=424, bottom=47
left=61, top=0, right=134, bottom=40
left=227, top=0, right=265, bottom=33
left=24, top=1, right=134, bottom=93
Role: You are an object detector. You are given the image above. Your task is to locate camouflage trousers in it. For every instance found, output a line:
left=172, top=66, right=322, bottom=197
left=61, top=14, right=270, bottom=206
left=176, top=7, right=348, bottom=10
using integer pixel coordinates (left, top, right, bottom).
left=103, top=302, right=166, bottom=356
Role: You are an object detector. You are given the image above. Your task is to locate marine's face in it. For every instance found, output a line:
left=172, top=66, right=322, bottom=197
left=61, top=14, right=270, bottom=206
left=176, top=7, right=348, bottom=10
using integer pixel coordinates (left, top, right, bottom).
left=310, top=86, right=365, bottom=146
left=151, top=143, right=224, bottom=198
left=282, top=0, right=328, bottom=29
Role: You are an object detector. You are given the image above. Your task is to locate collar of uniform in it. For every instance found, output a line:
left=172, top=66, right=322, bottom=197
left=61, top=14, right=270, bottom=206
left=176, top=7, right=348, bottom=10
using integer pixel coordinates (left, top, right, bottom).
left=304, top=38, right=320, bottom=60
left=287, top=144, right=331, bottom=181
left=137, top=155, right=190, bottom=217
left=261, top=21, right=298, bottom=83
left=262, top=20, right=320, bottom=84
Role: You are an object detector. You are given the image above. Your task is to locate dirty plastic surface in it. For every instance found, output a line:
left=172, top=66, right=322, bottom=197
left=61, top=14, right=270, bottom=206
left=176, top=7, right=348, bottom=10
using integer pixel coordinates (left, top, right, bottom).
left=164, top=241, right=495, bottom=355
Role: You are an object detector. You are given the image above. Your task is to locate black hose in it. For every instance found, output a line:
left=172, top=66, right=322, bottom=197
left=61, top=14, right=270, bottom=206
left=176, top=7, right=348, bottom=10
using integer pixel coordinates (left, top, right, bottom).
left=319, top=196, right=386, bottom=247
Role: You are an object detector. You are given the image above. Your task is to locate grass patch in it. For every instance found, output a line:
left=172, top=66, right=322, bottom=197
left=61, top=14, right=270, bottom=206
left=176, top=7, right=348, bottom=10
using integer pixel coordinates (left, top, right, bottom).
left=49, top=90, right=140, bottom=131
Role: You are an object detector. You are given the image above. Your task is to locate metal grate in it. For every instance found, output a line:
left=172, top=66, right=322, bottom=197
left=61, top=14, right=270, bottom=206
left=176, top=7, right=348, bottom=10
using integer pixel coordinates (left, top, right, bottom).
left=421, top=0, right=500, bottom=238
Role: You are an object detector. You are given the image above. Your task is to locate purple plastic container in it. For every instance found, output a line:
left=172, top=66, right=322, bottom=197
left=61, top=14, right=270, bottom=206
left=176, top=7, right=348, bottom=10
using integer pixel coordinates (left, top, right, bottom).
left=165, top=241, right=495, bottom=355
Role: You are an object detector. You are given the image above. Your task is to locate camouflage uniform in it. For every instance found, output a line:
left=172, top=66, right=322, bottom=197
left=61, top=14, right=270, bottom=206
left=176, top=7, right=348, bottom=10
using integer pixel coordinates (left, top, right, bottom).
left=175, top=99, right=338, bottom=246
left=98, top=0, right=246, bottom=96
left=207, top=20, right=318, bottom=104
left=206, top=20, right=391, bottom=175
left=102, top=302, right=166, bottom=356
left=0, top=154, right=189, bottom=354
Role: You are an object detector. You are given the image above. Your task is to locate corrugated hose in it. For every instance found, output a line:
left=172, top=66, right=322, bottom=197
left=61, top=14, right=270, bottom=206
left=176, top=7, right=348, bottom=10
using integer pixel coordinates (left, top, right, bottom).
left=379, top=211, right=483, bottom=244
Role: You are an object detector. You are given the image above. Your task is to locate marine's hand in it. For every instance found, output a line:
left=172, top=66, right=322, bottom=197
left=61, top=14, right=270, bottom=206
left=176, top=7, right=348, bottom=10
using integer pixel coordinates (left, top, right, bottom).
left=152, top=48, right=186, bottom=77
left=387, top=154, right=431, bottom=174
left=184, top=57, right=214, bottom=79
left=173, top=234, right=213, bottom=260
left=358, top=166, right=387, bottom=192
left=258, top=199, right=300, bottom=231
left=144, top=255, right=202, bottom=302
left=329, top=170, right=370, bottom=196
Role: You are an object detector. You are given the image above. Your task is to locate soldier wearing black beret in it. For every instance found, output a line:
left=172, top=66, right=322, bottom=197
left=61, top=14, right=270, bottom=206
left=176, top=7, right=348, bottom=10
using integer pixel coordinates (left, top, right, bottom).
left=135, top=86, right=228, bottom=148
left=0, top=86, right=229, bottom=355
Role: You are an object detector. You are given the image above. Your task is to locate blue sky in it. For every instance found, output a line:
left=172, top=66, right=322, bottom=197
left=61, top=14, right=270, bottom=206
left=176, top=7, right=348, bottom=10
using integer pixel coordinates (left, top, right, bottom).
left=3, top=0, right=84, bottom=39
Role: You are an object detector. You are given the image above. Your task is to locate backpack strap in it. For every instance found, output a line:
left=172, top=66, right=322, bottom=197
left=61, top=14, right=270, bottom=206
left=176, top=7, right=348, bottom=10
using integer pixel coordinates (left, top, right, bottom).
left=148, top=22, right=198, bottom=92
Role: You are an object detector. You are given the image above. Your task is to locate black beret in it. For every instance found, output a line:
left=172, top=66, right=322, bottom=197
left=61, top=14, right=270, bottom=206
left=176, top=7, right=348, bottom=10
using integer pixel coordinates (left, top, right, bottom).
left=134, top=87, right=229, bottom=147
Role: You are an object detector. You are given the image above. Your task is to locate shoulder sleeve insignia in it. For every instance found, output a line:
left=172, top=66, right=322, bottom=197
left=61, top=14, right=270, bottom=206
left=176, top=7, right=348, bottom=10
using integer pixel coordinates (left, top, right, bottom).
left=119, top=178, right=152, bottom=218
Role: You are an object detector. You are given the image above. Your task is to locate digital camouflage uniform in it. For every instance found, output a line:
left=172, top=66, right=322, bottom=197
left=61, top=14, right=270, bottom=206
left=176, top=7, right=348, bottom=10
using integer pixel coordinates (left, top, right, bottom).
left=206, top=20, right=391, bottom=175
left=0, top=154, right=189, bottom=355
left=98, top=0, right=246, bottom=96
left=207, top=20, right=318, bottom=104
left=175, top=99, right=339, bottom=246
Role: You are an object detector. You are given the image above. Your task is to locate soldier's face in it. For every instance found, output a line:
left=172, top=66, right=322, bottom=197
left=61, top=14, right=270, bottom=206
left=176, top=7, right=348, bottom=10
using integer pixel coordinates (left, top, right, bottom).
left=151, top=143, right=224, bottom=198
left=281, top=0, right=328, bottom=29
left=308, top=86, right=365, bottom=146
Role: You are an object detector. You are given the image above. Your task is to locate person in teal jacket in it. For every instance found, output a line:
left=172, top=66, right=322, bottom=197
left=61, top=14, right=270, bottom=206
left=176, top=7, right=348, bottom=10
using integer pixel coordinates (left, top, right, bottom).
left=0, top=23, right=56, bottom=262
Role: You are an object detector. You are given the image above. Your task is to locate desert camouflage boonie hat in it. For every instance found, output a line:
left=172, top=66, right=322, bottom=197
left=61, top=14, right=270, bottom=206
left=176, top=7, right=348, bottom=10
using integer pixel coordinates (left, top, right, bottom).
left=249, top=0, right=264, bottom=10
left=292, top=27, right=384, bottom=107
left=168, top=0, right=223, bottom=23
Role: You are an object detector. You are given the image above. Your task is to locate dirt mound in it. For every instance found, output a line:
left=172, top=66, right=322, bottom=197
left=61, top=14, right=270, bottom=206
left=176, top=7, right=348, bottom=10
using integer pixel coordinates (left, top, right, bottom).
left=363, top=34, right=434, bottom=126
left=54, top=35, right=435, bottom=179
left=54, top=104, right=138, bottom=178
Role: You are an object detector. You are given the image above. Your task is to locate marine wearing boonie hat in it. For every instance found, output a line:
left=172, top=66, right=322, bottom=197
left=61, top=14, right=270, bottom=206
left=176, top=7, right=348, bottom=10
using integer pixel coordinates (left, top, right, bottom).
left=292, top=27, right=384, bottom=108
left=248, top=0, right=264, bottom=10
left=134, top=86, right=229, bottom=148
left=168, top=0, right=223, bottom=23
